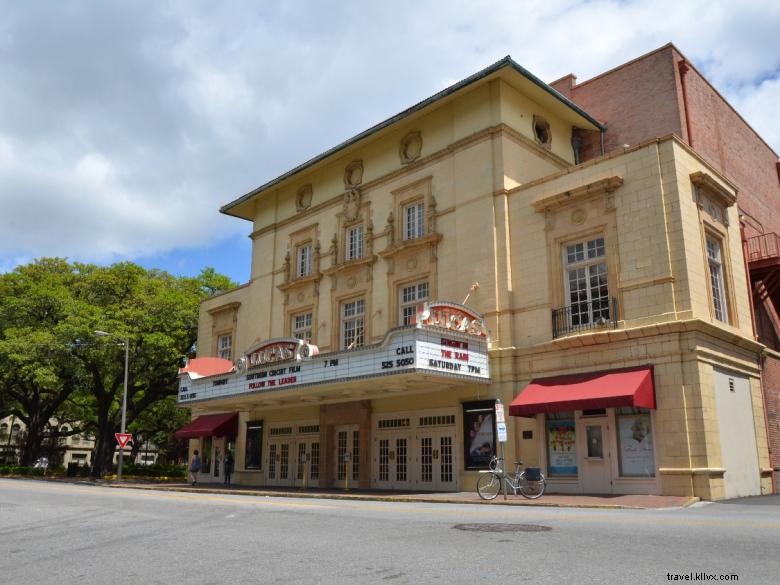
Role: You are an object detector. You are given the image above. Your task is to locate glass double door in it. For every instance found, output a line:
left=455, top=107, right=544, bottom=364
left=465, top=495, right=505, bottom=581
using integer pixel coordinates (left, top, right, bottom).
left=267, top=437, right=320, bottom=488
left=417, top=431, right=456, bottom=491
left=372, top=430, right=456, bottom=491
left=374, top=434, right=411, bottom=490
left=334, top=426, right=360, bottom=487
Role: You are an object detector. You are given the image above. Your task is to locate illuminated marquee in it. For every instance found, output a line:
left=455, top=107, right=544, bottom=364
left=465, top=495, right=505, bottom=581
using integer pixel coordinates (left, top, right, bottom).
left=416, top=301, right=490, bottom=339
left=237, top=338, right=320, bottom=370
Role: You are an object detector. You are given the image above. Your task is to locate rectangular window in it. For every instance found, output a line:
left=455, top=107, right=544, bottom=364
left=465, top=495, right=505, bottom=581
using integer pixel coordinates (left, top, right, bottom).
left=399, top=281, right=429, bottom=325
left=616, top=408, right=655, bottom=477
left=292, top=312, right=313, bottom=341
left=296, top=243, right=312, bottom=278
left=341, top=298, right=365, bottom=349
left=245, top=421, right=264, bottom=470
left=217, top=333, right=232, bottom=360
left=706, top=234, right=729, bottom=322
left=546, top=413, right=577, bottom=476
left=403, top=201, right=425, bottom=240
left=345, top=225, right=364, bottom=261
left=564, top=236, right=609, bottom=327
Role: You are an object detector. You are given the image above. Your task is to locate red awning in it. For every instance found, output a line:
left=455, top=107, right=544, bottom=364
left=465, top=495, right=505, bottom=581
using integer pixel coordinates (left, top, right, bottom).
left=509, top=366, right=655, bottom=417
left=175, top=412, right=239, bottom=439
left=178, top=357, right=234, bottom=379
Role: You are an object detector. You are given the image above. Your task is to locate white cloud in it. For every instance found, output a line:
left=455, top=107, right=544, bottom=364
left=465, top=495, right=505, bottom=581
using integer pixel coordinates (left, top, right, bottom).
left=0, top=0, right=778, bottom=272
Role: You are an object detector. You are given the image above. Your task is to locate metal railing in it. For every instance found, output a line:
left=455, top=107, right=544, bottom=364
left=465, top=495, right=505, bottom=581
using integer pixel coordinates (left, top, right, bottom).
left=746, top=233, right=780, bottom=262
left=552, top=297, right=619, bottom=339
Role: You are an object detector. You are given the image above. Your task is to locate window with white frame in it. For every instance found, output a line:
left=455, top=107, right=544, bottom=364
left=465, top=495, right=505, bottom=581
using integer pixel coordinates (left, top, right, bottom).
left=403, top=200, right=425, bottom=240
left=296, top=243, right=312, bottom=278
left=564, top=236, right=609, bottom=326
left=292, top=312, right=313, bottom=341
left=341, top=298, right=365, bottom=349
left=706, top=234, right=729, bottom=322
left=399, top=281, right=429, bottom=325
left=345, top=224, right=364, bottom=261
left=217, top=333, right=233, bottom=360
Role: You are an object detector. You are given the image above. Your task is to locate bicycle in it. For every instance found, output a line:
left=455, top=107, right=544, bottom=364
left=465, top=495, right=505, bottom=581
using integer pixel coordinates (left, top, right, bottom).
left=476, top=456, right=546, bottom=500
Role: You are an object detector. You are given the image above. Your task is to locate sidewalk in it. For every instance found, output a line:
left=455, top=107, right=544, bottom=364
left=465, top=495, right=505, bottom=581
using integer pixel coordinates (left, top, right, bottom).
left=111, top=481, right=697, bottom=509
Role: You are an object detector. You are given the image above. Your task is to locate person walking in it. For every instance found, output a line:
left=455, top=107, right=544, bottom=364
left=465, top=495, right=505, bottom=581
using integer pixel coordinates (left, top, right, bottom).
left=223, top=449, right=234, bottom=486
left=189, top=449, right=202, bottom=486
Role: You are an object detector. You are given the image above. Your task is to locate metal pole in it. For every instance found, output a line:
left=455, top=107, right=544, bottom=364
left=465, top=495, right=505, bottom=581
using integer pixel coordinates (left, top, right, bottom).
left=117, top=338, right=129, bottom=483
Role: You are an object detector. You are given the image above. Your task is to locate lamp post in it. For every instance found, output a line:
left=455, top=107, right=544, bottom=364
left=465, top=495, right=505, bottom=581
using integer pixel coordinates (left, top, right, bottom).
left=95, top=330, right=129, bottom=482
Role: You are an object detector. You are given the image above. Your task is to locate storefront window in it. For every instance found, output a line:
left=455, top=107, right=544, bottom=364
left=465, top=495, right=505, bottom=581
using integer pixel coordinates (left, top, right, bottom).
left=546, top=412, right=577, bottom=476
left=463, top=400, right=496, bottom=470
left=202, top=436, right=212, bottom=474
left=245, top=420, right=264, bottom=470
left=616, top=407, right=655, bottom=477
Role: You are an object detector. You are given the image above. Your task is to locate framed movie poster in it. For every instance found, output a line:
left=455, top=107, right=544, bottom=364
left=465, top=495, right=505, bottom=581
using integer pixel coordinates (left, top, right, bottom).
left=463, top=400, right=497, bottom=470
left=547, top=417, right=577, bottom=476
left=617, top=413, right=655, bottom=477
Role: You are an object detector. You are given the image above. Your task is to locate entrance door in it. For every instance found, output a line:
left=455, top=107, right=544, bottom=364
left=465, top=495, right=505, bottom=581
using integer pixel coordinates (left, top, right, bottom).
left=294, top=438, right=320, bottom=489
left=267, top=439, right=293, bottom=487
left=334, top=426, right=359, bottom=488
left=374, top=434, right=412, bottom=490
left=580, top=420, right=612, bottom=494
left=417, top=431, right=456, bottom=491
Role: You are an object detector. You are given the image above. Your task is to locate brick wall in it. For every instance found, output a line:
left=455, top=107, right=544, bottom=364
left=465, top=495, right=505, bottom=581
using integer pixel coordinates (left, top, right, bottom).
left=559, top=44, right=780, bottom=238
left=763, top=355, right=780, bottom=491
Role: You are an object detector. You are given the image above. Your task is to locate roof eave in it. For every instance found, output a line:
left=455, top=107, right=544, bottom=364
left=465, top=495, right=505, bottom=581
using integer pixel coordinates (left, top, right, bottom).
left=220, top=56, right=605, bottom=220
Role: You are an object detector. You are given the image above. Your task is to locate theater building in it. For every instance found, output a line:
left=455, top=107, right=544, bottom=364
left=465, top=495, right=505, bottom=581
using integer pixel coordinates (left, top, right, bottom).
left=177, top=50, right=773, bottom=499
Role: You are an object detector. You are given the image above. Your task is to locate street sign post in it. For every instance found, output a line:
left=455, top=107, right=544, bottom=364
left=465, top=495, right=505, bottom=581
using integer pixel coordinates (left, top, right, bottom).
left=495, top=401, right=507, bottom=443
left=115, top=433, right=132, bottom=449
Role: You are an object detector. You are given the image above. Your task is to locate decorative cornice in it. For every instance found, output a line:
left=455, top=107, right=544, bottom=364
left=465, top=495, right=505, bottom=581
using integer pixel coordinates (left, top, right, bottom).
left=531, top=176, right=624, bottom=212
left=206, top=301, right=241, bottom=316
left=378, top=232, right=443, bottom=259
left=276, top=273, right=322, bottom=293
left=322, top=254, right=377, bottom=277
left=690, top=171, right=737, bottom=207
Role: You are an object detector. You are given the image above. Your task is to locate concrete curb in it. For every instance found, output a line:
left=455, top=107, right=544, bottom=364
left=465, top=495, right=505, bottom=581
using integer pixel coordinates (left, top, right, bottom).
left=107, top=482, right=700, bottom=510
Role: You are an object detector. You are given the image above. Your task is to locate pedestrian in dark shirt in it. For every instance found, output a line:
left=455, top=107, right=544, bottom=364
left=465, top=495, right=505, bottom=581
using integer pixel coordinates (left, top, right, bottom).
left=223, top=449, right=234, bottom=486
left=189, top=450, right=201, bottom=486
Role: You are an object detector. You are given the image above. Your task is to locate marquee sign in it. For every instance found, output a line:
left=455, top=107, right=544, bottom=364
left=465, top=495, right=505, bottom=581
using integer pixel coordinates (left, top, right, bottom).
left=178, top=326, right=490, bottom=405
left=237, top=337, right=319, bottom=371
left=416, top=301, right=490, bottom=339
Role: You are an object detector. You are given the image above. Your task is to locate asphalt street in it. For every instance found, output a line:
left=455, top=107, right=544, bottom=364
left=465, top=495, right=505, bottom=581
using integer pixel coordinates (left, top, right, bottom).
left=1, top=478, right=778, bottom=585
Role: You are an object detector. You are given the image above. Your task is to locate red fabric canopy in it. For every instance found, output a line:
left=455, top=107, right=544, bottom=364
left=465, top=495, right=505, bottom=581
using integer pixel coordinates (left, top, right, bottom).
left=175, top=412, right=238, bottom=439
left=178, top=357, right=234, bottom=379
left=509, top=366, right=655, bottom=417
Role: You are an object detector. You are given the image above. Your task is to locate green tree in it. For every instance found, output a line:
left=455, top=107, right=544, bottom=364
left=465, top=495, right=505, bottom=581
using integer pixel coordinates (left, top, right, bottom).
left=0, top=258, right=235, bottom=473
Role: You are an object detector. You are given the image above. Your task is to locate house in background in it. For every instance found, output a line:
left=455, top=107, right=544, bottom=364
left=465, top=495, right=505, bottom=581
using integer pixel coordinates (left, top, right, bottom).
left=0, top=415, right=159, bottom=468
left=176, top=44, right=776, bottom=499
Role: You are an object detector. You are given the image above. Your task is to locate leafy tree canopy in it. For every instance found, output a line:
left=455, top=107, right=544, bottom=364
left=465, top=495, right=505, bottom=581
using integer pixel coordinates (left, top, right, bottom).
left=0, top=258, right=235, bottom=470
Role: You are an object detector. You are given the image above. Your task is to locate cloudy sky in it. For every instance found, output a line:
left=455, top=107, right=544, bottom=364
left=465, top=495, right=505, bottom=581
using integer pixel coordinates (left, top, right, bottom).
left=1, top=1, right=778, bottom=284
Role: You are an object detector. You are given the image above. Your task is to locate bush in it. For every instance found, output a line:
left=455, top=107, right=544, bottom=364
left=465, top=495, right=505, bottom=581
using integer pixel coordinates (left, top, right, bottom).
left=122, top=462, right=186, bottom=478
left=0, top=466, right=45, bottom=476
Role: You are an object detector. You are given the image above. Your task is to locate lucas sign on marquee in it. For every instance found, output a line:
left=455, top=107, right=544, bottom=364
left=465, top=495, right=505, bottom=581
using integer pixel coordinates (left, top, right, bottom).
left=178, top=302, right=491, bottom=404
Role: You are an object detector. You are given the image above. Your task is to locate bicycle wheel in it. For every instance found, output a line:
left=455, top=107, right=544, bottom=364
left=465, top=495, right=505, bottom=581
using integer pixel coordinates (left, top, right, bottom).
left=518, top=471, right=546, bottom=499
left=477, top=472, right=502, bottom=500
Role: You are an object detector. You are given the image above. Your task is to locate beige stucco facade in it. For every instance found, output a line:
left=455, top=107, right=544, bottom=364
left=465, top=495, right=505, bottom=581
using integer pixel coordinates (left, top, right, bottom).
left=182, top=60, right=771, bottom=500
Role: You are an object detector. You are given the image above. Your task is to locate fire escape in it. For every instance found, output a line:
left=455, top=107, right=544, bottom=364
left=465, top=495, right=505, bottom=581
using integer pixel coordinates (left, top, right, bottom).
left=746, top=233, right=780, bottom=350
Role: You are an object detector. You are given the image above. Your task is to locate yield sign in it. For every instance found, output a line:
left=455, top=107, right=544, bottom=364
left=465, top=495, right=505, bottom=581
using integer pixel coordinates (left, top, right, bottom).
left=115, top=433, right=133, bottom=449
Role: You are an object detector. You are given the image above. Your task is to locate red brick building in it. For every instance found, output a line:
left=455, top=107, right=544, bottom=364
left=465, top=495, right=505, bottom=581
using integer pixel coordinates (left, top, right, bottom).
left=552, top=43, right=780, bottom=491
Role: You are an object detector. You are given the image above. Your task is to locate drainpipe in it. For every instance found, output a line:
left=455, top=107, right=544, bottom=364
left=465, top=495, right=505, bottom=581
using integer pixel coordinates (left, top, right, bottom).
left=600, top=128, right=605, bottom=156
left=678, top=60, right=694, bottom=147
